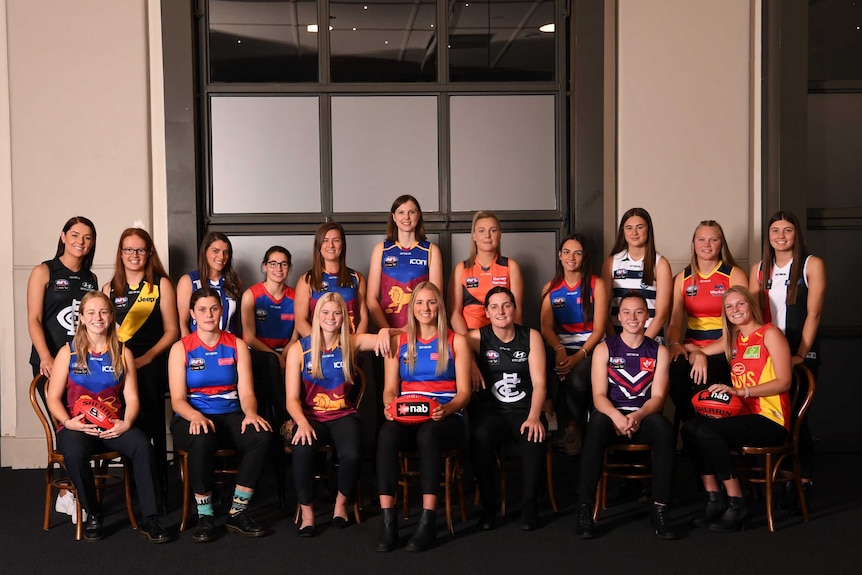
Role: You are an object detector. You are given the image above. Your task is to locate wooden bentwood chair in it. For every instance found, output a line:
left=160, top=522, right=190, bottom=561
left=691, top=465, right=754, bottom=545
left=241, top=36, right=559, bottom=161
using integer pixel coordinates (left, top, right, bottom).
left=29, top=375, right=138, bottom=540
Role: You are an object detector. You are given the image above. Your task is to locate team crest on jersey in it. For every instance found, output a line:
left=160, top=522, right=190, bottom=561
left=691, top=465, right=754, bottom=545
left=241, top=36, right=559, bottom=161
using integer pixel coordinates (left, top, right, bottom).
left=731, top=362, right=746, bottom=376
left=743, top=345, right=761, bottom=359
left=384, top=256, right=398, bottom=268
left=189, top=358, right=205, bottom=371
left=114, top=297, right=128, bottom=306
left=640, top=358, right=655, bottom=372
left=256, top=309, right=267, bottom=321
left=485, top=350, right=500, bottom=365
left=614, top=269, right=628, bottom=279
left=466, top=277, right=479, bottom=288
left=685, top=284, right=698, bottom=297
left=54, top=279, right=70, bottom=291
left=552, top=297, right=566, bottom=309
left=218, top=357, right=235, bottom=366
left=609, top=357, right=626, bottom=369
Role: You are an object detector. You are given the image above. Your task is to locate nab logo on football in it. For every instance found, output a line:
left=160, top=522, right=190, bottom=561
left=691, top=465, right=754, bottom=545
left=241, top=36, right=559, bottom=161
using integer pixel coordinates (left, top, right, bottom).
left=398, top=402, right=429, bottom=416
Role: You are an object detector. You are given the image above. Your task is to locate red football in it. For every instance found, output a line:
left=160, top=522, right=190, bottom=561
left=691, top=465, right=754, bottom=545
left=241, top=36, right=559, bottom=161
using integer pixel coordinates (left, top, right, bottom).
left=72, top=397, right=116, bottom=430
left=387, top=394, right=440, bottom=425
left=691, top=389, right=750, bottom=419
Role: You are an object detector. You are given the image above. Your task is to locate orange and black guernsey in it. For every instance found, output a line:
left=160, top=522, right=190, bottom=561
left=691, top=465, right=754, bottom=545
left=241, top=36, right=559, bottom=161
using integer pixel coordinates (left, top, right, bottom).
left=460, top=256, right=511, bottom=330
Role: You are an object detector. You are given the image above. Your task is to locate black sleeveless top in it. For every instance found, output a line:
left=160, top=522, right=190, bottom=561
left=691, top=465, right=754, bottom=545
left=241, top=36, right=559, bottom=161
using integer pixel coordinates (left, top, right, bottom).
left=111, top=277, right=165, bottom=358
left=477, top=324, right=534, bottom=415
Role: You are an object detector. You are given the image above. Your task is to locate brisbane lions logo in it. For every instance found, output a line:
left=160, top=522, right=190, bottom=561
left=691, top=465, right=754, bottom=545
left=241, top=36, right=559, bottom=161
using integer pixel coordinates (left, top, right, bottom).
left=386, top=286, right=412, bottom=315
left=312, top=393, right=348, bottom=412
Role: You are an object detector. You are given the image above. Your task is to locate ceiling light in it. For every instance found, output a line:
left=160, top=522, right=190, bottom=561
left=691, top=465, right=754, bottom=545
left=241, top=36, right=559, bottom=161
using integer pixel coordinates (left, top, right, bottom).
left=539, top=23, right=555, bottom=33
left=307, top=24, right=333, bottom=33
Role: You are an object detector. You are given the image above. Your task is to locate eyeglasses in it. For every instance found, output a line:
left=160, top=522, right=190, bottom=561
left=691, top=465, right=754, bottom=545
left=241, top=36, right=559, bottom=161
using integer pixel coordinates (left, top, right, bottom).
left=121, top=248, right=148, bottom=256
left=266, top=261, right=290, bottom=269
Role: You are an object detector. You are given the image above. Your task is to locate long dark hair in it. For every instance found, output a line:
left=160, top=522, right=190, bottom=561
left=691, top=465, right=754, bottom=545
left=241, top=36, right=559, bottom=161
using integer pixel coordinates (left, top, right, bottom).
left=760, top=211, right=809, bottom=306
left=197, top=232, right=241, bottom=299
left=55, top=216, right=97, bottom=271
left=111, top=228, right=170, bottom=298
left=305, top=222, right=354, bottom=290
left=386, top=195, right=427, bottom=242
left=543, top=233, right=595, bottom=323
left=609, top=207, right=658, bottom=286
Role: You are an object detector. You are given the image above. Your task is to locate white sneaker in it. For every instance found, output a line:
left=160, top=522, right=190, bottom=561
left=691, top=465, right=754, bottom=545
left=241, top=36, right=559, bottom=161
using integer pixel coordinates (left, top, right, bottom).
left=55, top=492, right=75, bottom=516
left=72, top=507, right=87, bottom=525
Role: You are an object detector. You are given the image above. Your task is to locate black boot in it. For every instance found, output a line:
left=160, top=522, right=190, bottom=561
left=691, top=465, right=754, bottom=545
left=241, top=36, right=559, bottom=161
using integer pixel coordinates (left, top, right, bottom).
left=406, top=509, right=437, bottom=552
left=691, top=491, right=726, bottom=528
left=376, top=508, right=399, bottom=552
left=708, top=496, right=748, bottom=533
left=651, top=503, right=679, bottom=539
left=521, top=497, right=539, bottom=531
left=478, top=498, right=496, bottom=531
left=576, top=504, right=595, bottom=539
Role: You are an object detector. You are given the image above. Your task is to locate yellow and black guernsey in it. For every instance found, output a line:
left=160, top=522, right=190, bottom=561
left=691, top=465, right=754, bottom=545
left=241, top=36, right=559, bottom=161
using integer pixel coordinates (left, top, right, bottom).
left=111, top=278, right=164, bottom=358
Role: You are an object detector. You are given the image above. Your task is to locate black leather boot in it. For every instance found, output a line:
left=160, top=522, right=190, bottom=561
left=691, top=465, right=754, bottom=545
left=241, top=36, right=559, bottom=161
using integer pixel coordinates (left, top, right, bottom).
left=651, top=503, right=679, bottom=539
left=708, top=496, right=748, bottom=533
left=375, top=507, right=399, bottom=552
left=406, top=509, right=437, bottom=552
left=521, top=497, right=539, bottom=531
left=691, top=491, right=726, bottom=528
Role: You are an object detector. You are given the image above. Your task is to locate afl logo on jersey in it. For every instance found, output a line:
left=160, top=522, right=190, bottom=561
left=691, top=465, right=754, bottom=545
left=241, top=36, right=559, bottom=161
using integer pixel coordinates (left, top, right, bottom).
left=114, top=297, right=128, bottom=306
left=685, top=284, right=698, bottom=297
left=609, top=357, right=626, bottom=369
left=255, top=309, right=267, bottom=321
left=320, top=281, right=330, bottom=292
left=384, top=256, right=398, bottom=268
left=72, top=364, right=89, bottom=375
left=485, top=350, right=500, bottom=365
left=190, top=358, right=205, bottom=371
left=466, top=277, right=479, bottom=288
left=54, top=279, right=70, bottom=291
left=552, top=297, right=566, bottom=309
left=614, top=269, right=628, bottom=279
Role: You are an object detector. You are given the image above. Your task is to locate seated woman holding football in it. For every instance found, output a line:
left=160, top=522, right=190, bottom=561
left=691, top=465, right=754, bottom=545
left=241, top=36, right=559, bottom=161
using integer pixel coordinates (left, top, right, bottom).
left=468, top=287, right=546, bottom=531
left=682, top=285, right=792, bottom=532
left=376, top=282, right=471, bottom=553
left=46, top=291, right=169, bottom=543
left=285, top=292, right=393, bottom=537
left=169, top=287, right=272, bottom=542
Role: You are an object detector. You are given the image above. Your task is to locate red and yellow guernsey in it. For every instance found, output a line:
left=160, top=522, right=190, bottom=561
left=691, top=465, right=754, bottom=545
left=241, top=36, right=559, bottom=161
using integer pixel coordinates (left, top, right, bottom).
left=729, top=324, right=791, bottom=430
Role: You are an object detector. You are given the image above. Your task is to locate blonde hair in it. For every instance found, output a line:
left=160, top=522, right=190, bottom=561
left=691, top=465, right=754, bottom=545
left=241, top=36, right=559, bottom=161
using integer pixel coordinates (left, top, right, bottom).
left=71, top=291, right=125, bottom=376
left=309, top=292, right=353, bottom=382
left=465, top=210, right=501, bottom=268
left=721, top=285, right=764, bottom=362
left=404, top=282, right=450, bottom=375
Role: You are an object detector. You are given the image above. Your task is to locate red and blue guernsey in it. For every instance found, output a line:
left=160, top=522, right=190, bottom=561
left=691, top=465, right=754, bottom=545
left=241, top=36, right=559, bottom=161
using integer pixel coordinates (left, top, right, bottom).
left=299, top=336, right=357, bottom=423
left=250, top=282, right=296, bottom=351
left=604, top=334, right=659, bottom=413
left=310, top=270, right=361, bottom=333
left=380, top=240, right=432, bottom=328
left=398, top=331, right=457, bottom=406
left=182, top=331, right=240, bottom=415
left=548, top=275, right=598, bottom=351
left=63, top=342, right=125, bottom=426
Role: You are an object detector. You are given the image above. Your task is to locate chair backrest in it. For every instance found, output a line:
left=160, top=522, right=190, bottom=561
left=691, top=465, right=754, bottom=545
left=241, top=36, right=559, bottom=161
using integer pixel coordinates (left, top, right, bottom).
left=29, top=375, right=59, bottom=455
left=788, top=364, right=816, bottom=446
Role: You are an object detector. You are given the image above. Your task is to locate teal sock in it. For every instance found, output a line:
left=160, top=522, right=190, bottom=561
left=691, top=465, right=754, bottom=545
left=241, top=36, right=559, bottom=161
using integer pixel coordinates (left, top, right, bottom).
left=230, top=488, right=252, bottom=516
left=195, top=495, right=213, bottom=518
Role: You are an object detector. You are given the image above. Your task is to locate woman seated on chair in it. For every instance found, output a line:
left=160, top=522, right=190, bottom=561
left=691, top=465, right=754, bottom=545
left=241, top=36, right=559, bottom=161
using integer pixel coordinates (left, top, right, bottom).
left=468, top=286, right=546, bottom=531
left=682, top=285, right=792, bottom=533
left=168, top=287, right=273, bottom=543
left=574, top=292, right=677, bottom=540
left=285, top=292, right=393, bottom=537
left=376, top=281, right=471, bottom=553
left=47, top=291, right=169, bottom=543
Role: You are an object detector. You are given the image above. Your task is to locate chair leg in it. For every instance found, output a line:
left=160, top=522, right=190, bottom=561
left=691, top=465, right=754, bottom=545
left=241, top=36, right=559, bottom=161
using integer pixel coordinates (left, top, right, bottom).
left=457, top=461, right=467, bottom=524
left=179, top=454, right=191, bottom=532
left=74, top=498, right=83, bottom=540
left=499, top=450, right=507, bottom=517
left=793, top=456, right=810, bottom=523
left=444, top=457, right=454, bottom=534
left=401, top=457, right=411, bottom=520
left=353, top=480, right=363, bottom=524
left=124, top=460, right=138, bottom=529
left=764, top=453, right=775, bottom=532
left=43, top=469, right=53, bottom=531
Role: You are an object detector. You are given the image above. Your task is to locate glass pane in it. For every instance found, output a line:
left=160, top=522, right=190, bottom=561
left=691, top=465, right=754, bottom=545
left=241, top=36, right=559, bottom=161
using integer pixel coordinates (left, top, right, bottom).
left=330, top=0, right=437, bottom=82
left=208, top=0, right=318, bottom=82
left=809, top=0, right=862, bottom=82
left=449, top=0, right=555, bottom=82
left=211, top=96, right=321, bottom=214
left=450, top=95, right=556, bottom=211
left=332, top=96, right=439, bottom=212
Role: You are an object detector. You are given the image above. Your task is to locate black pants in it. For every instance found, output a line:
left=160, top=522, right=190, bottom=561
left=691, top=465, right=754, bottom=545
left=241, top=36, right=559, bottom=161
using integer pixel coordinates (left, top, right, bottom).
left=170, top=411, right=272, bottom=495
left=134, top=354, right=168, bottom=508
left=668, top=353, right=730, bottom=422
left=546, top=346, right=592, bottom=426
left=291, top=414, right=362, bottom=504
left=682, top=414, right=788, bottom=481
left=576, top=412, right=675, bottom=506
left=377, top=416, right=465, bottom=496
left=57, top=427, right=159, bottom=517
left=471, top=409, right=546, bottom=503
left=250, top=349, right=287, bottom=426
